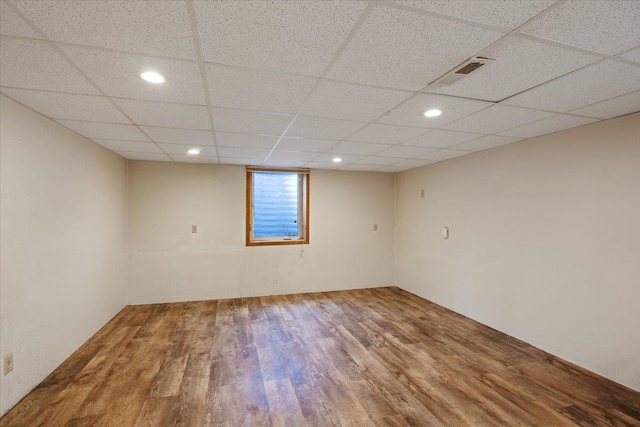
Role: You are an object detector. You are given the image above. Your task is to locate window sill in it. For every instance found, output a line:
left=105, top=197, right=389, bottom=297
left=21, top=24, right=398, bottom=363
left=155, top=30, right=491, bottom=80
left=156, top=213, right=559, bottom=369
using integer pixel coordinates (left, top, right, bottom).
left=246, top=239, right=309, bottom=247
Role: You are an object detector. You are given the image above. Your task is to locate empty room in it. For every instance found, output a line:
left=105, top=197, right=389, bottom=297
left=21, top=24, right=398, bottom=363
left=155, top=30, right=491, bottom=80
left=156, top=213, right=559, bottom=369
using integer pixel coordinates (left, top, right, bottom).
left=0, top=0, right=639, bottom=426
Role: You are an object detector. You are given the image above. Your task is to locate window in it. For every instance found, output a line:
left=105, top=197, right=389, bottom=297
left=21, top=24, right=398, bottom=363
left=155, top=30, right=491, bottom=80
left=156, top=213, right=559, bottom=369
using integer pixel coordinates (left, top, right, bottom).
left=246, top=167, right=309, bottom=246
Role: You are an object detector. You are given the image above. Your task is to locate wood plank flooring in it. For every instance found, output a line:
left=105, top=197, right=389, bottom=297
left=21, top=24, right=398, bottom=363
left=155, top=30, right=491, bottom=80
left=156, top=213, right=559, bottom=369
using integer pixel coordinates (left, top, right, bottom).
left=1, top=287, right=638, bottom=426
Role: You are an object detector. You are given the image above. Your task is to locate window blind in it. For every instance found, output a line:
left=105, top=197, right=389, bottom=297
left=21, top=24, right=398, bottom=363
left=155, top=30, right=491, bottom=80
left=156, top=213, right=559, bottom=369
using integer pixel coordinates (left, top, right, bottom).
left=252, top=172, right=299, bottom=238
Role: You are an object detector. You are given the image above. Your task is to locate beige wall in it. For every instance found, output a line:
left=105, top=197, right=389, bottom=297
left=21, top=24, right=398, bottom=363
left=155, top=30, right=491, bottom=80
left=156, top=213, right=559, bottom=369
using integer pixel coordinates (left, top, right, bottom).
left=127, top=162, right=395, bottom=303
left=395, top=113, right=640, bottom=391
left=0, top=95, right=127, bottom=414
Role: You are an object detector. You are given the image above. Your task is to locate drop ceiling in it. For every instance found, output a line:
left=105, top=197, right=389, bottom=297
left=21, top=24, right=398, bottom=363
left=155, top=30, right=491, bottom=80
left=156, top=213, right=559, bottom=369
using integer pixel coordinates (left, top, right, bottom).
left=1, top=0, right=639, bottom=172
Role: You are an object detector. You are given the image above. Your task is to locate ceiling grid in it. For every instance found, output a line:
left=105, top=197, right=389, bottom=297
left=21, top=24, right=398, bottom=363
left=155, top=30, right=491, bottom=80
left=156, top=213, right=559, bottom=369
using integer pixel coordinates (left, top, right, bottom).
left=0, top=0, right=638, bottom=171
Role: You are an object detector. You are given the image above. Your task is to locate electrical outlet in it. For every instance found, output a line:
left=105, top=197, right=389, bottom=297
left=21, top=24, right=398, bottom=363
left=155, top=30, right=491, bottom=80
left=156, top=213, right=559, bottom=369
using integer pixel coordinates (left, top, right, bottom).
left=4, top=353, right=13, bottom=375
left=191, top=225, right=198, bottom=233
left=373, top=224, right=378, bottom=232
left=420, top=189, right=425, bottom=198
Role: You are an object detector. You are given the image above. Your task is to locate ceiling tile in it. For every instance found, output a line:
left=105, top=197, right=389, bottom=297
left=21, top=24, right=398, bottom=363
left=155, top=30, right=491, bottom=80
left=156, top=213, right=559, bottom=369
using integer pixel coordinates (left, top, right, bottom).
left=219, top=157, right=263, bottom=166
left=217, top=147, right=270, bottom=160
left=206, top=65, right=318, bottom=114
left=377, top=93, right=492, bottom=128
left=450, top=135, right=522, bottom=152
left=264, top=159, right=308, bottom=168
left=116, top=152, right=172, bottom=161
left=376, top=165, right=408, bottom=173
left=355, top=156, right=402, bottom=166
left=569, top=91, right=640, bottom=119
left=61, top=46, right=205, bottom=104
left=92, top=139, right=162, bottom=153
left=498, top=114, right=598, bottom=139
left=389, top=159, right=438, bottom=169
left=307, top=161, right=342, bottom=170
left=403, top=129, right=484, bottom=148
left=618, top=47, right=640, bottom=63
left=443, top=104, right=554, bottom=134
left=286, top=116, right=365, bottom=140
left=157, top=144, right=216, bottom=157
left=113, top=99, right=210, bottom=130
left=374, top=145, right=438, bottom=159
left=313, top=153, right=364, bottom=164
left=1, top=88, right=129, bottom=123
left=503, top=60, right=640, bottom=112
left=347, top=123, right=428, bottom=144
left=277, top=137, right=338, bottom=152
left=57, top=120, right=149, bottom=141
left=170, top=155, right=219, bottom=164
left=0, top=1, right=39, bottom=38
left=338, top=164, right=379, bottom=172
left=327, top=5, right=504, bottom=90
left=13, top=0, right=197, bottom=59
left=521, top=0, right=640, bottom=55
left=301, top=80, right=412, bottom=122
left=140, top=127, right=213, bottom=145
left=212, top=108, right=292, bottom=135
left=269, top=151, right=320, bottom=162
left=329, top=141, right=391, bottom=156
left=216, top=133, right=278, bottom=149
left=419, top=149, right=471, bottom=161
left=0, top=38, right=98, bottom=94
left=394, top=1, right=557, bottom=30
left=194, top=0, right=368, bottom=76
left=425, top=36, right=600, bottom=101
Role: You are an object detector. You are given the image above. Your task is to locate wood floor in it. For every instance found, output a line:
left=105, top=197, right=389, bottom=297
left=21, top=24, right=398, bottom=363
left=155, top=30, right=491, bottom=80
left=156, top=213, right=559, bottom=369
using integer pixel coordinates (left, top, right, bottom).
left=1, top=287, right=638, bottom=427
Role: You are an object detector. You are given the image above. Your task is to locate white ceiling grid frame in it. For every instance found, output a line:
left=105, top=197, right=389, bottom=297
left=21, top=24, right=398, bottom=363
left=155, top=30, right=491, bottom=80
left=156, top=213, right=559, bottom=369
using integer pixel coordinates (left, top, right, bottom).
left=113, top=98, right=211, bottom=130
left=1, top=0, right=638, bottom=171
left=497, top=114, right=599, bottom=139
left=520, top=0, right=640, bottom=56
left=2, top=1, right=174, bottom=159
left=326, top=4, right=507, bottom=91
left=300, top=80, right=413, bottom=122
left=0, top=87, right=130, bottom=124
left=11, top=0, right=198, bottom=59
left=92, top=139, right=163, bottom=154
left=60, top=45, right=207, bottom=105
left=260, top=2, right=380, bottom=165
left=115, top=152, right=172, bottom=162
left=185, top=0, right=221, bottom=162
left=0, top=1, right=38, bottom=38
left=140, top=127, right=214, bottom=146
left=0, top=38, right=100, bottom=95
left=503, top=60, right=640, bottom=113
left=347, top=123, right=428, bottom=145
left=442, top=104, right=556, bottom=135
left=193, top=0, right=370, bottom=76
left=56, top=120, right=150, bottom=142
left=205, top=64, right=319, bottom=115
left=423, top=35, right=601, bottom=102
left=337, top=0, right=573, bottom=168
left=569, top=90, right=640, bottom=120
left=449, top=135, right=523, bottom=152
left=403, top=129, right=485, bottom=149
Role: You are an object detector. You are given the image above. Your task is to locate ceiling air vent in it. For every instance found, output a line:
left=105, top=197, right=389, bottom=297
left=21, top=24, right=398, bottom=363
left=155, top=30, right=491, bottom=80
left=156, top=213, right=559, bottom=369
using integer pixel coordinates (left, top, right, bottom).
left=428, top=57, right=494, bottom=87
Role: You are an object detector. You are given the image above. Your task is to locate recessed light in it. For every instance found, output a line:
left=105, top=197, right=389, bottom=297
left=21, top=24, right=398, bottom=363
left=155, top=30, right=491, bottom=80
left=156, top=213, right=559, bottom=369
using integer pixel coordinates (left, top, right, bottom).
left=424, top=109, right=442, bottom=117
left=187, top=148, right=201, bottom=155
left=332, top=157, right=342, bottom=163
left=141, top=71, right=165, bottom=84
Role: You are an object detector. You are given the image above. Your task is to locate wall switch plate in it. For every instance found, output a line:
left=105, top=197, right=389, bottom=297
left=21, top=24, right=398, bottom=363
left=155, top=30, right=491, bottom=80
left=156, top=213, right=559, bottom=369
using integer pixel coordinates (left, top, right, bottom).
left=442, top=227, right=449, bottom=239
left=191, top=225, right=198, bottom=233
left=4, top=353, right=13, bottom=375
left=373, top=224, right=378, bottom=232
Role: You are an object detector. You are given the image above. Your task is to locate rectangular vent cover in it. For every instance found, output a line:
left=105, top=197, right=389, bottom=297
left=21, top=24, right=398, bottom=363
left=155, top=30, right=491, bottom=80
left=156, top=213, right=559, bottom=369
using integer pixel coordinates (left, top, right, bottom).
left=429, top=57, right=494, bottom=87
